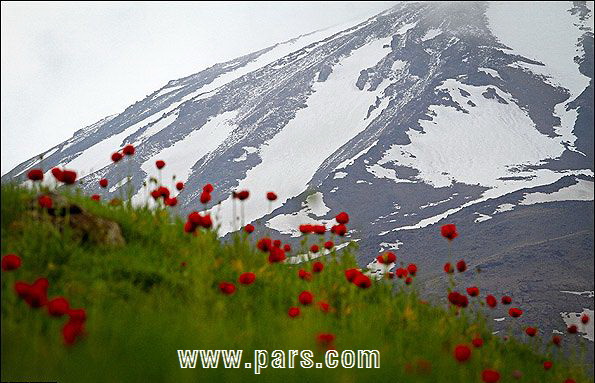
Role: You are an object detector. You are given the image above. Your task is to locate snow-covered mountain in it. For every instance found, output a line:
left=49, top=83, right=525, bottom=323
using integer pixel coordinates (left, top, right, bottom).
left=3, top=1, right=594, bottom=343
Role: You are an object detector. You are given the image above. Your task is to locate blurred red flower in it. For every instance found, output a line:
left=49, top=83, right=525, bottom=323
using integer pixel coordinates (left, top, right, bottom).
left=288, top=307, right=300, bottom=318
left=441, top=224, right=458, bottom=240
left=111, top=152, right=123, bottom=162
left=299, top=291, right=314, bottom=305
left=47, top=297, right=70, bottom=317
left=122, top=144, right=135, bottom=155
left=239, top=272, right=256, bottom=285
left=1, top=254, right=21, bottom=271
left=38, top=195, right=53, bottom=209
left=335, top=212, right=349, bottom=224
left=312, top=261, right=324, bottom=273
left=481, top=369, right=500, bottom=383
left=219, top=282, right=236, bottom=295
left=27, top=169, right=44, bottom=181
left=454, top=345, right=471, bottom=362
left=508, top=308, right=523, bottom=318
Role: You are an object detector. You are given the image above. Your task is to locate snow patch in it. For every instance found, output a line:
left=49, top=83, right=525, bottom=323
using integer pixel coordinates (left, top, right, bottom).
left=561, top=309, right=594, bottom=341
left=137, top=111, right=238, bottom=190
left=218, top=37, right=393, bottom=235
left=421, top=28, right=442, bottom=41
left=519, top=178, right=594, bottom=205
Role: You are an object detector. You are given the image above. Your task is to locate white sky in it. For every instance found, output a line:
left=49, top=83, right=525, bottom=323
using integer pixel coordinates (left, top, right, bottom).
left=0, top=1, right=396, bottom=175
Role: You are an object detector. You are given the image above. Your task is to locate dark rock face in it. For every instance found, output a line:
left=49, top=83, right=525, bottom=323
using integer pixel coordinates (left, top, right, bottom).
left=3, top=1, right=593, bottom=352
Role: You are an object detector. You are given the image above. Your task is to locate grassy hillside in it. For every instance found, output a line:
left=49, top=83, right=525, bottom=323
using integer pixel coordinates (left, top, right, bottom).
left=1, top=183, right=591, bottom=383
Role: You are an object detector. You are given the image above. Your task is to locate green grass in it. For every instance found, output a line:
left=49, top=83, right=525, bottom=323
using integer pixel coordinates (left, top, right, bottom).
left=1, top=184, right=591, bottom=383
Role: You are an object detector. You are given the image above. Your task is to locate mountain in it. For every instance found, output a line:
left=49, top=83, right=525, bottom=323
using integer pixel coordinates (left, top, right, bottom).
left=3, top=1, right=594, bottom=350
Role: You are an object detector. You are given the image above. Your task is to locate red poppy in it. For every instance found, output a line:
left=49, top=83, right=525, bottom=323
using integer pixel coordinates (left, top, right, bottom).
left=200, top=191, right=211, bottom=204
left=122, top=144, right=135, bottom=155
left=27, top=169, right=44, bottom=181
left=456, top=260, right=467, bottom=272
left=283, top=244, right=291, bottom=252
left=99, top=178, right=108, bottom=188
left=335, top=212, right=349, bottom=224
left=17, top=278, right=49, bottom=308
left=244, top=224, right=255, bottom=233
left=353, top=274, right=371, bottom=289
left=298, top=291, right=314, bottom=305
left=525, top=327, right=537, bottom=337
left=236, top=190, right=249, bottom=200
left=407, top=263, right=417, bottom=276
left=176, top=181, right=184, bottom=191
left=501, top=296, right=512, bottom=305
left=111, top=152, right=123, bottom=162
left=38, top=195, right=53, bottom=209
left=454, top=345, right=471, bottom=362
left=310, top=245, right=319, bottom=253
left=47, top=297, right=70, bottom=317
left=317, top=301, right=330, bottom=313
left=508, top=308, right=523, bottom=318
left=273, top=239, right=282, bottom=248
left=239, top=272, right=256, bottom=285
left=486, top=295, right=497, bottom=308
left=268, top=247, right=286, bottom=263
left=184, top=221, right=195, bottom=234
left=316, top=333, right=335, bottom=347
left=188, top=212, right=203, bottom=225
left=200, top=214, right=212, bottom=229
left=61, top=170, right=77, bottom=184
left=405, top=277, right=413, bottom=285
left=330, top=224, right=347, bottom=236
left=345, top=268, right=361, bottom=282
left=155, top=160, right=166, bottom=169
left=151, top=190, right=161, bottom=200
left=288, top=307, right=300, bottom=318
left=567, top=325, right=578, bottom=334
left=324, top=241, right=334, bottom=250
left=396, top=268, right=408, bottom=279
left=552, top=335, right=562, bottom=346
left=313, top=225, right=326, bottom=235
left=164, top=197, right=178, bottom=207
left=481, top=369, right=501, bottom=383
left=448, top=291, right=468, bottom=308
left=257, top=238, right=272, bottom=252
left=68, top=308, right=87, bottom=323
left=312, top=261, right=324, bottom=273
left=471, top=337, right=483, bottom=348
left=441, top=224, right=458, bottom=240
left=299, top=224, right=313, bottom=234
left=219, top=282, right=236, bottom=295
left=2, top=254, right=21, bottom=271
left=581, top=314, right=590, bottom=324
left=543, top=361, right=553, bottom=370
left=62, top=319, right=85, bottom=345
left=443, top=263, right=454, bottom=273
left=466, top=286, right=479, bottom=297
left=91, top=194, right=101, bottom=201
left=266, top=192, right=277, bottom=201
left=51, top=167, right=63, bottom=181
left=377, top=252, right=396, bottom=264
left=298, top=269, right=312, bottom=281
left=203, top=183, right=214, bottom=193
